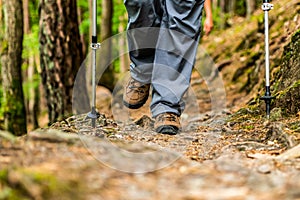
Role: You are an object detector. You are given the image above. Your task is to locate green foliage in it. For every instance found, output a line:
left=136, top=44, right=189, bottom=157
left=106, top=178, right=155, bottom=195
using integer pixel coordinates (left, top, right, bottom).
left=22, top=74, right=40, bottom=101
left=77, top=0, right=91, bottom=37
left=22, top=25, right=40, bottom=115
left=22, top=25, right=39, bottom=59
left=0, top=87, right=3, bottom=120
left=77, top=0, right=127, bottom=39
left=210, top=5, right=223, bottom=30
left=77, top=0, right=127, bottom=74
left=235, top=0, right=247, bottom=16
left=112, top=0, right=127, bottom=34
left=29, top=0, right=39, bottom=26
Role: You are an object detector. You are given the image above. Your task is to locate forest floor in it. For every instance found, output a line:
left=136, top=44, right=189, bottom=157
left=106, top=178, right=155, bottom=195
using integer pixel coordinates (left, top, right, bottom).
left=1, top=0, right=300, bottom=199
left=1, top=73, right=300, bottom=199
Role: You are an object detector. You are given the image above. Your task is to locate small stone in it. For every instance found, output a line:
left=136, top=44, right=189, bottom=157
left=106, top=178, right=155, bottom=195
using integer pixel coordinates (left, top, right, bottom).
left=257, top=164, right=272, bottom=174
left=263, top=120, right=271, bottom=127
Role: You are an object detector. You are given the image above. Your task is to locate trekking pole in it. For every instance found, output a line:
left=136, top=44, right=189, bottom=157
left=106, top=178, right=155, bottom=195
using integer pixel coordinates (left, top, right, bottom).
left=260, top=0, right=274, bottom=119
left=86, top=0, right=100, bottom=127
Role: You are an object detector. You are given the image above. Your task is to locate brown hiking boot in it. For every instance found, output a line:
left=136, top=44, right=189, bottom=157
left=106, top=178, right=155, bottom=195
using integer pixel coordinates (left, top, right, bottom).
left=154, top=112, right=181, bottom=135
left=123, top=77, right=150, bottom=109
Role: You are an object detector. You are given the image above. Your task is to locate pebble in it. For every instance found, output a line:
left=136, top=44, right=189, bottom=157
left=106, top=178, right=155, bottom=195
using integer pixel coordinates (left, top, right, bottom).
left=257, top=164, right=272, bottom=174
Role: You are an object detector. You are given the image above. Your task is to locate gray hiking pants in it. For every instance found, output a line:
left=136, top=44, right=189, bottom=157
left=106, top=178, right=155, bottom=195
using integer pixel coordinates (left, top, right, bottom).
left=124, top=0, right=205, bottom=117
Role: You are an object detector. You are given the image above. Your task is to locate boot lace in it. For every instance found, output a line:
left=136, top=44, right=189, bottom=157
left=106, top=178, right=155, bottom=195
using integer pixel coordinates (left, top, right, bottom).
left=129, top=79, right=148, bottom=93
left=157, top=113, right=178, bottom=122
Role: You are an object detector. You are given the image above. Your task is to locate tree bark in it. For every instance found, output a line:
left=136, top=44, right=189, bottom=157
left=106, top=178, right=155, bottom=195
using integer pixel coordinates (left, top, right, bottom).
left=99, top=0, right=115, bottom=91
left=39, top=0, right=89, bottom=124
left=118, top=14, right=129, bottom=73
left=0, top=0, right=3, bottom=24
left=101, top=0, right=113, bottom=41
left=23, top=0, right=30, bottom=34
left=219, top=0, right=226, bottom=29
left=246, top=0, right=256, bottom=19
left=0, top=0, right=27, bottom=135
left=228, top=0, right=236, bottom=15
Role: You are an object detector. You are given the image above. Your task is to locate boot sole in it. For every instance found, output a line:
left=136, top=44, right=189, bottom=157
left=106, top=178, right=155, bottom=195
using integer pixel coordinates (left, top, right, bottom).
left=155, top=125, right=179, bottom=135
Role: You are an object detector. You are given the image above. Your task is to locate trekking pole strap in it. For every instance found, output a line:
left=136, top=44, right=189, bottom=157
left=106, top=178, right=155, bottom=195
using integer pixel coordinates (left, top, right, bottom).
left=262, top=1, right=273, bottom=11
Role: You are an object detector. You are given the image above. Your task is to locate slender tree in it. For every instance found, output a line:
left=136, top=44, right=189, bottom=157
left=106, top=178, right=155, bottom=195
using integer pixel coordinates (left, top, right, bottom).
left=0, top=0, right=27, bottom=135
left=101, top=0, right=113, bottom=41
left=39, top=0, right=89, bottom=124
left=118, top=13, right=129, bottom=73
left=228, top=0, right=236, bottom=15
left=23, top=0, right=40, bottom=129
left=23, top=0, right=30, bottom=33
left=98, top=0, right=115, bottom=91
left=219, top=0, right=226, bottom=29
left=0, top=0, right=3, bottom=24
left=246, top=0, right=256, bottom=19
left=77, top=4, right=87, bottom=57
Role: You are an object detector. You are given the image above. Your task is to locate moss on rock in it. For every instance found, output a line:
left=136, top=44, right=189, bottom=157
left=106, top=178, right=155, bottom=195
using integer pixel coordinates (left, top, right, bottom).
left=272, top=30, right=300, bottom=116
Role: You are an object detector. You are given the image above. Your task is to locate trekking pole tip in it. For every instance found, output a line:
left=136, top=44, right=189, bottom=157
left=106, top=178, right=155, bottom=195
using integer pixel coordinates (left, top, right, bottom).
left=85, top=107, right=100, bottom=128
left=260, top=87, right=275, bottom=119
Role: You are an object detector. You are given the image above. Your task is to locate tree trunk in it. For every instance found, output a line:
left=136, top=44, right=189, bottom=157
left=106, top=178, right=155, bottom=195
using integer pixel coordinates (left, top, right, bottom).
left=39, top=0, right=89, bottom=124
left=219, top=0, right=226, bottom=29
left=101, top=0, right=113, bottom=41
left=0, top=0, right=3, bottom=24
left=23, top=0, right=30, bottom=34
left=77, top=5, right=87, bottom=57
left=212, top=0, right=218, bottom=10
left=228, top=0, right=236, bottom=15
left=23, top=0, right=40, bottom=130
left=118, top=14, right=129, bottom=73
left=99, top=0, right=115, bottom=91
left=246, top=0, right=256, bottom=19
left=0, top=0, right=27, bottom=135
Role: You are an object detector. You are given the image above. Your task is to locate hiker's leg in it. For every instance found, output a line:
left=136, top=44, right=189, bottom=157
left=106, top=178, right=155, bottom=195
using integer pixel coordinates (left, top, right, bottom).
left=124, top=0, right=163, bottom=83
left=151, top=0, right=205, bottom=117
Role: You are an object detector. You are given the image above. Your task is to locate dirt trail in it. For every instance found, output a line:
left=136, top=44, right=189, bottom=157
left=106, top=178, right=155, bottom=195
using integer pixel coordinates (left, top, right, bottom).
left=1, top=78, right=300, bottom=199
left=1, top=0, right=300, bottom=198
left=1, top=59, right=300, bottom=199
left=1, top=108, right=300, bottom=199
left=1, top=59, right=300, bottom=200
